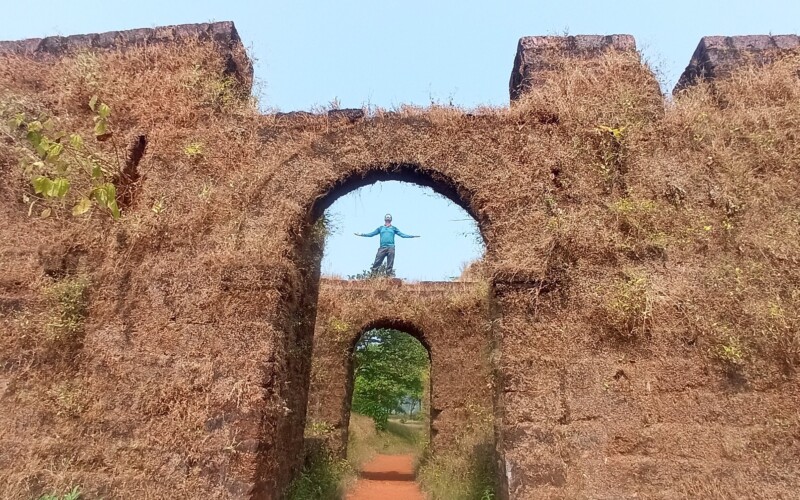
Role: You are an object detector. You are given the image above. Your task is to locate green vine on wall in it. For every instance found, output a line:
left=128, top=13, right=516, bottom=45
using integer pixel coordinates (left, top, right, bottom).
left=3, top=96, right=122, bottom=219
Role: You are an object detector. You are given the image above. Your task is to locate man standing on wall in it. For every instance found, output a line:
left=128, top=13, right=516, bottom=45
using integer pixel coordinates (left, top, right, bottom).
left=355, top=214, right=420, bottom=275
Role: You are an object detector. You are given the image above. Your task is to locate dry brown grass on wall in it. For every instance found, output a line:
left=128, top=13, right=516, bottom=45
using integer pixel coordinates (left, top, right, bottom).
left=0, top=34, right=799, bottom=498
left=499, top=50, right=800, bottom=378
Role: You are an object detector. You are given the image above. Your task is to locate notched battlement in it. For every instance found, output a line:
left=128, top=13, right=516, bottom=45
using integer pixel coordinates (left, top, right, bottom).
left=509, top=34, right=639, bottom=100
left=674, top=34, right=800, bottom=92
left=0, top=21, right=253, bottom=91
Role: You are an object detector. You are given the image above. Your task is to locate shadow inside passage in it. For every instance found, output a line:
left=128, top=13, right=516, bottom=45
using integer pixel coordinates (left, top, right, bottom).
left=358, top=470, right=416, bottom=482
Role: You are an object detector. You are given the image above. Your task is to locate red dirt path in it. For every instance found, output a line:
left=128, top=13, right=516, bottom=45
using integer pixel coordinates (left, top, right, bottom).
left=345, top=454, right=425, bottom=500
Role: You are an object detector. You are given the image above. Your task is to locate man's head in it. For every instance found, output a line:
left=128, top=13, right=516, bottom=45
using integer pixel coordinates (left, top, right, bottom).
left=384, top=213, right=392, bottom=225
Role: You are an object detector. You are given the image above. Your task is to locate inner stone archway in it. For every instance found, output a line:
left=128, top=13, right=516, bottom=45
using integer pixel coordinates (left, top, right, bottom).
left=345, top=319, right=433, bottom=433
left=305, top=280, right=493, bottom=458
left=296, top=163, right=494, bottom=445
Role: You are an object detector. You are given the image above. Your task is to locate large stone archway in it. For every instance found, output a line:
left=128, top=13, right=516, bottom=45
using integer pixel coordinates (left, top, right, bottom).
left=250, top=158, right=501, bottom=496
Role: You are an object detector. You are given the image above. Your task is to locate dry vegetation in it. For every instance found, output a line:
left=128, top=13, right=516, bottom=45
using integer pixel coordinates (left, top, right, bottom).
left=0, top=28, right=798, bottom=499
left=416, top=404, right=495, bottom=499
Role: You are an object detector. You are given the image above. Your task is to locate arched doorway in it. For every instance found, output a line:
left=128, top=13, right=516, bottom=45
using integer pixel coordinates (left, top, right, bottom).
left=299, top=275, right=496, bottom=498
left=258, top=156, right=500, bottom=498
left=345, top=326, right=431, bottom=467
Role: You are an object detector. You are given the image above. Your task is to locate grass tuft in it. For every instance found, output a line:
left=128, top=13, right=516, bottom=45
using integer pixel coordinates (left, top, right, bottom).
left=287, top=446, right=352, bottom=500
left=44, top=275, right=89, bottom=345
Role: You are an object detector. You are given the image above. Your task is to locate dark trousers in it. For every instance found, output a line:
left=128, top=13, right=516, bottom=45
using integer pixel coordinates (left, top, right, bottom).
left=371, top=246, right=395, bottom=272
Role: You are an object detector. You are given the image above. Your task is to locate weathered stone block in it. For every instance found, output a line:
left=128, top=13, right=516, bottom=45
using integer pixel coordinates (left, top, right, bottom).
left=0, top=21, right=253, bottom=92
left=674, top=35, right=800, bottom=92
left=327, top=108, right=365, bottom=123
left=509, top=34, right=638, bottom=100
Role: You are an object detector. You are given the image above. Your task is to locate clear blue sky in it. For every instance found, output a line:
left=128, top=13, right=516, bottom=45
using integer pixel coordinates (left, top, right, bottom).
left=322, top=182, right=482, bottom=281
left=2, top=1, right=798, bottom=280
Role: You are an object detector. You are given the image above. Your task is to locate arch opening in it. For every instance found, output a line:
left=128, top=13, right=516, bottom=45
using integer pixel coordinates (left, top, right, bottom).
left=314, top=169, right=487, bottom=282
left=292, top=162, right=490, bottom=286
left=345, top=326, right=432, bottom=466
left=284, top=163, right=497, bottom=498
left=321, top=180, right=484, bottom=281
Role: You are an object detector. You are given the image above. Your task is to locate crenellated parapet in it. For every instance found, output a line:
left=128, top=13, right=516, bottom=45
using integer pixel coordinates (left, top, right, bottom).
left=0, top=21, right=253, bottom=92
left=674, top=34, right=800, bottom=92
left=3, top=24, right=797, bottom=104
left=509, top=34, right=642, bottom=100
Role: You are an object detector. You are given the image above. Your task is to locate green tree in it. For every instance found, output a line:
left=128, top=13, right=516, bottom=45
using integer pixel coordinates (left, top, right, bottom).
left=351, top=329, right=429, bottom=430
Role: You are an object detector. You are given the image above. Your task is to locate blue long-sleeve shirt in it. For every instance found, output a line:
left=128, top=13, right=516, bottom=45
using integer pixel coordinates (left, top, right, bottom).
left=360, top=225, right=414, bottom=247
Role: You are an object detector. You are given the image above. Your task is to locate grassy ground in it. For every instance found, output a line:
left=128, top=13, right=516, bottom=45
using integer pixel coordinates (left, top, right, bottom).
left=347, top=414, right=429, bottom=469
left=288, top=414, right=428, bottom=499
left=286, top=448, right=352, bottom=500
left=348, top=413, right=497, bottom=500
left=417, top=441, right=496, bottom=500
left=416, top=412, right=496, bottom=500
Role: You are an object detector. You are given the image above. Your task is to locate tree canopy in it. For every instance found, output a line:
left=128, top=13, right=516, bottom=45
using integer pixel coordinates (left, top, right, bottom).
left=351, top=328, right=429, bottom=429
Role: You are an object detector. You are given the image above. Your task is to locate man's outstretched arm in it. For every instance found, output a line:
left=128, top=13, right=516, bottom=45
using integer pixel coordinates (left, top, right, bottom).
left=395, top=228, right=420, bottom=238
left=354, top=227, right=381, bottom=237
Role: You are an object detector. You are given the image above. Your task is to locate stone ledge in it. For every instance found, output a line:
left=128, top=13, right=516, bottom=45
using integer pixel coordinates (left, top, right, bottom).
left=319, top=278, right=482, bottom=291
left=674, top=35, right=800, bottom=93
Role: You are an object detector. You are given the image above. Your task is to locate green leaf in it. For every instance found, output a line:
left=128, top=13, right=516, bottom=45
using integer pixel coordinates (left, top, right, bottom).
left=69, top=133, right=84, bottom=149
left=34, top=135, right=50, bottom=157
left=72, top=197, right=92, bottom=216
left=94, top=119, right=107, bottom=136
left=49, top=178, right=70, bottom=198
left=7, top=113, right=26, bottom=130
left=109, top=199, right=121, bottom=219
left=46, top=142, right=64, bottom=161
left=32, top=176, right=51, bottom=195
left=97, top=103, right=111, bottom=119
left=91, top=163, right=103, bottom=180
left=151, top=198, right=165, bottom=214
left=64, top=486, right=81, bottom=500
left=93, top=183, right=120, bottom=218
left=26, top=130, right=42, bottom=149
left=93, top=185, right=110, bottom=206
left=40, top=207, right=51, bottom=219
left=32, top=176, right=69, bottom=198
left=89, top=95, right=98, bottom=112
left=104, top=183, right=117, bottom=200
left=27, top=120, right=43, bottom=133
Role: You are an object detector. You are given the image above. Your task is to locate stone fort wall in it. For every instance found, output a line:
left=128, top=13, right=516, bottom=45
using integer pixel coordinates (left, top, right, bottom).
left=0, top=22, right=798, bottom=499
